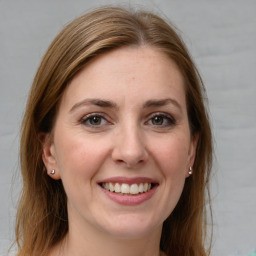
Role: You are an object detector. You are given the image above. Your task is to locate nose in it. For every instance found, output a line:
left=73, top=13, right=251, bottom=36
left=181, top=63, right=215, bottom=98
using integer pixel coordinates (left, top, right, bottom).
left=111, top=124, right=148, bottom=168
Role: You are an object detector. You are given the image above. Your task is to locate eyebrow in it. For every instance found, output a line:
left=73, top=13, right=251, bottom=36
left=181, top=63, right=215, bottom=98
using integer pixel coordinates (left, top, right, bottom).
left=70, top=97, right=182, bottom=113
left=143, top=98, right=182, bottom=113
left=70, top=98, right=118, bottom=112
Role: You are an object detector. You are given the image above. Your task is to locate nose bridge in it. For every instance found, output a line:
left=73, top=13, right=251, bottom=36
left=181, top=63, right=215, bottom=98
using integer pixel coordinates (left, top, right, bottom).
left=112, top=119, right=148, bottom=167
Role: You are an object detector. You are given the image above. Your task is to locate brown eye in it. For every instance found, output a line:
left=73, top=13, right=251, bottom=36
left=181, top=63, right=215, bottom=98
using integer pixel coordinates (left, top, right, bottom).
left=152, top=116, right=164, bottom=125
left=147, top=113, right=176, bottom=128
left=81, top=114, right=108, bottom=127
left=89, top=116, right=102, bottom=125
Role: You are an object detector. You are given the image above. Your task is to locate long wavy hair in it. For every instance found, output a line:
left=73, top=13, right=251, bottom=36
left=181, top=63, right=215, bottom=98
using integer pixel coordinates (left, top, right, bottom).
left=14, top=6, right=213, bottom=256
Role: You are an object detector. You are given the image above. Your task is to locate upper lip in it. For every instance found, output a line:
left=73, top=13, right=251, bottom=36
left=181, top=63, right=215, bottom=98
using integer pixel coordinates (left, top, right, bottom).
left=98, top=176, right=158, bottom=185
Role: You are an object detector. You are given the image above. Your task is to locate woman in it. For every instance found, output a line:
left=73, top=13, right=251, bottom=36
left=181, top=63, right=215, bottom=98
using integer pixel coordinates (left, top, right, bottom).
left=14, top=6, right=213, bottom=256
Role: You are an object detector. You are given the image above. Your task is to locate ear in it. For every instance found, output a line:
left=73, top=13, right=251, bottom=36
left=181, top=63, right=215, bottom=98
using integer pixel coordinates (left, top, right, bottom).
left=39, top=133, right=61, bottom=180
left=186, top=132, right=199, bottom=178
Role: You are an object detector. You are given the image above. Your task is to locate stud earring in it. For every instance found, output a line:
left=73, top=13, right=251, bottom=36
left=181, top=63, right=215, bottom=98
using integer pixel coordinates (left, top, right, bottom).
left=188, top=167, right=193, bottom=175
left=50, top=169, right=55, bottom=175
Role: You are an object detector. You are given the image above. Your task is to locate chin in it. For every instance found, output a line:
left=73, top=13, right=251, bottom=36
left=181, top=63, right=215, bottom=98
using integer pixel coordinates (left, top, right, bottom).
left=98, top=213, right=162, bottom=239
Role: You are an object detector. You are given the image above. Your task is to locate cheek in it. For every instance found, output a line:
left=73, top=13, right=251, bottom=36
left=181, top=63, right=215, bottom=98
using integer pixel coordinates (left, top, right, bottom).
left=152, top=135, right=190, bottom=177
left=54, top=133, right=111, bottom=182
left=53, top=134, right=112, bottom=211
left=148, top=135, right=189, bottom=221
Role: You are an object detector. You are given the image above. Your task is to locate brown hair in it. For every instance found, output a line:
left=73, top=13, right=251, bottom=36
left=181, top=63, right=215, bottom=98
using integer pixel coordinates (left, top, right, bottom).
left=14, top=6, right=213, bottom=256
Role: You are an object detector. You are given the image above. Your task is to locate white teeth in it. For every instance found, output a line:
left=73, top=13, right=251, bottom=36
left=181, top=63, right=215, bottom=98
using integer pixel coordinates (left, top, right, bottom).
left=109, top=182, right=114, bottom=192
left=138, top=183, right=144, bottom=193
left=143, top=183, right=148, bottom=192
left=130, top=184, right=139, bottom=194
left=101, top=182, right=152, bottom=195
left=121, top=183, right=130, bottom=194
left=114, top=183, right=121, bottom=193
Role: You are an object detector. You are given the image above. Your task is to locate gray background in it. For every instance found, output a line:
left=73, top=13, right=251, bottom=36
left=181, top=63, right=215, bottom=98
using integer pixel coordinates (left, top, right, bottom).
left=1, top=0, right=255, bottom=255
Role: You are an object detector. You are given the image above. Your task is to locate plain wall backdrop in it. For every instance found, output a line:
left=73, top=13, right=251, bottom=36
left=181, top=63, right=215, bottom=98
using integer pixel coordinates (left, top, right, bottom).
left=1, top=0, right=255, bottom=255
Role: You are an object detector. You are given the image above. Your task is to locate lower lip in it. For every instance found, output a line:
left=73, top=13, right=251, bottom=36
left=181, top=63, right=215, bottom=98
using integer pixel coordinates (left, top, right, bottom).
left=100, top=185, right=157, bottom=206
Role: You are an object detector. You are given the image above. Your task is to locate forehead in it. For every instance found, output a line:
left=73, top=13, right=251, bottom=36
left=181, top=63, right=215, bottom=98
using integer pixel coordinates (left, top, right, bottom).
left=61, top=46, right=186, bottom=109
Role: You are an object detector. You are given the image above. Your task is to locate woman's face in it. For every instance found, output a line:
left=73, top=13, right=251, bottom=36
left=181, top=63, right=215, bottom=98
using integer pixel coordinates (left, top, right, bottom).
left=43, top=46, right=197, bottom=240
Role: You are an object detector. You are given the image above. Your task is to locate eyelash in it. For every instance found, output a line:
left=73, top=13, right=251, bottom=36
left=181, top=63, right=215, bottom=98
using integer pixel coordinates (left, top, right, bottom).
left=80, top=113, right=110, bottom=127
left=80, top=112, right=176, bottom=128
left=146, top=112, right=176, bottom=128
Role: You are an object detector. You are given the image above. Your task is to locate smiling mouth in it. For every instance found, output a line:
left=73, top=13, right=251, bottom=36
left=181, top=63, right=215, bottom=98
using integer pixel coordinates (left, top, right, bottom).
left=100, top=182, right=156, bottom=195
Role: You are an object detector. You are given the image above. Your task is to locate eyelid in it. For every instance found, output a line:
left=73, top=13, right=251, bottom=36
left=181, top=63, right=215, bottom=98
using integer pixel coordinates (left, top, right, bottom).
left=146, top=112, right=176, bottom=127
left=80, top=112, right=112, bottom=127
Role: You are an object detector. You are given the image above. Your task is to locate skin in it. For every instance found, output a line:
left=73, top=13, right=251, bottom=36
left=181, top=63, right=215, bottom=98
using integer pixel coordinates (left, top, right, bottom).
left=42, top=46, right=198, bottom=256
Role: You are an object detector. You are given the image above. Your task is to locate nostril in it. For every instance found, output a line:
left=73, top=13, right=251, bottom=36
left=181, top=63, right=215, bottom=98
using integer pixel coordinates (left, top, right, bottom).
left=115, top=159, right=145, bottom=169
